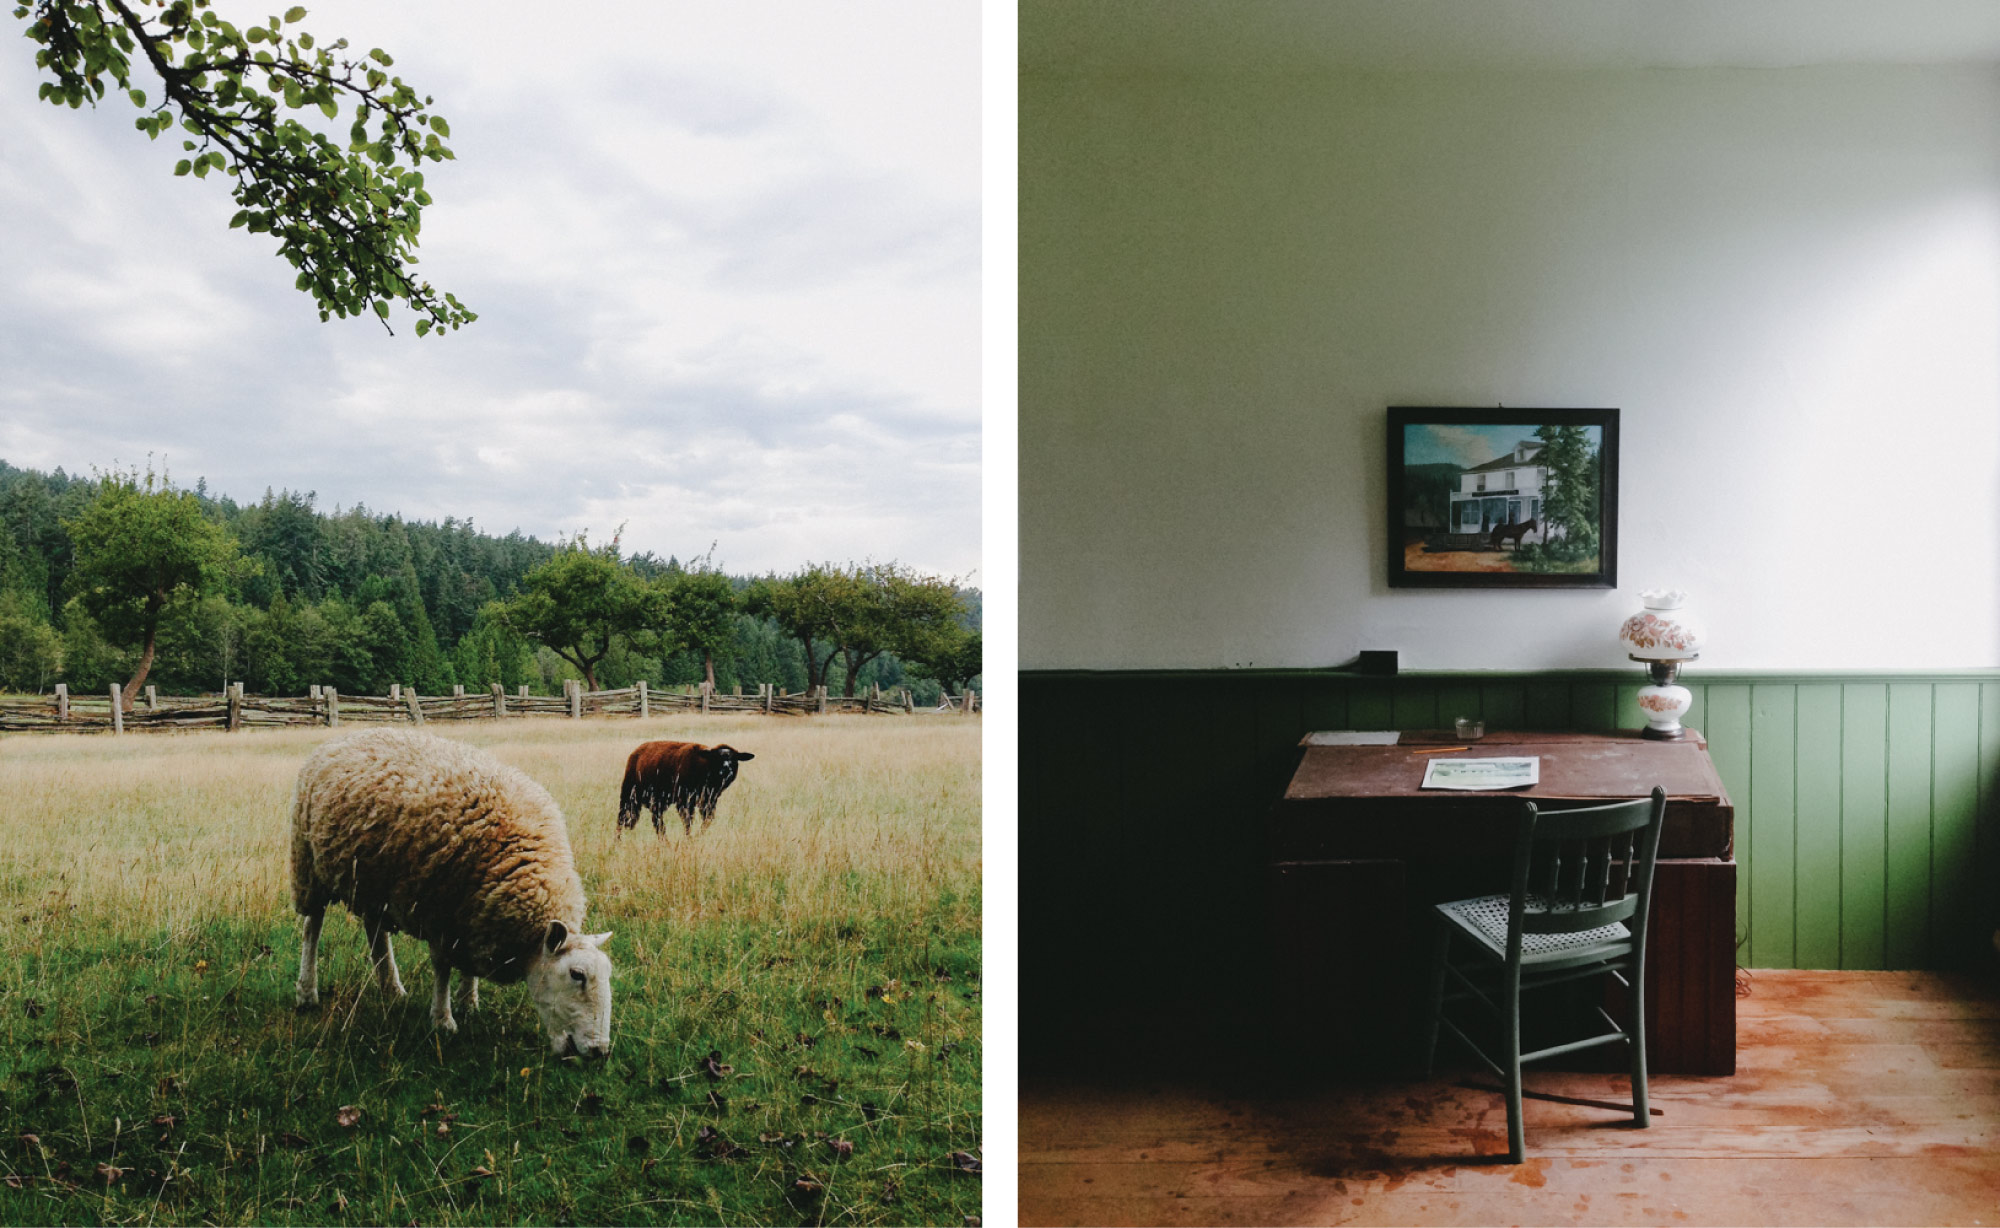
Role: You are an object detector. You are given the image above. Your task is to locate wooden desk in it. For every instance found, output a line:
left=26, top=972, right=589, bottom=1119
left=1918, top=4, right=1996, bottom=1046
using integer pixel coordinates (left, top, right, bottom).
left=1268, top=730, right=1737, bottom=1076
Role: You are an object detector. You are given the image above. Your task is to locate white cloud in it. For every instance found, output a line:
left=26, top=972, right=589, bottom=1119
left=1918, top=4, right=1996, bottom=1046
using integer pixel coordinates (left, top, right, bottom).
left=0, top=0, right=980, bottom=580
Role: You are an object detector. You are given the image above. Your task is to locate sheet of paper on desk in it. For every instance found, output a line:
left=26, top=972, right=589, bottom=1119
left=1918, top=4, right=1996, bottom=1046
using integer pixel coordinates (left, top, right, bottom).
left=1301, top=730, right=1401, bottom=746
left=1420, top=757, right=1540, bottom=790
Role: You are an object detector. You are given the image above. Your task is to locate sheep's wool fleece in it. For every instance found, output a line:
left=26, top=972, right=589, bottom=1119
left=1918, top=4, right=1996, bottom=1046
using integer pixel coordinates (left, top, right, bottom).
left=291, top=729, right=586, bottom=983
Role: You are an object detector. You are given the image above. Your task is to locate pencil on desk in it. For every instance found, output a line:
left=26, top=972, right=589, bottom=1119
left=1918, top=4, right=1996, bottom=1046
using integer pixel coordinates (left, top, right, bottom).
left=1412, top=746, right=1470, bottom=754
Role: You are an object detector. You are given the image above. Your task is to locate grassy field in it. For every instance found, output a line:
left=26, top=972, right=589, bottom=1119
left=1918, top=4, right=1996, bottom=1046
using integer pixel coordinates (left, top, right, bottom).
left=0, top=715, right=982, bottom=1226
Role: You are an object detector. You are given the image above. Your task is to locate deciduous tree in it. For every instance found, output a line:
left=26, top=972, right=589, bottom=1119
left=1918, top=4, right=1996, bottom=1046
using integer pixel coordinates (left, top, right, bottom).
left=492, top=535, right=648, bottom=693
left=65, top=466, right=235, bottom=707
left=16, top=0, right=474, bottom=332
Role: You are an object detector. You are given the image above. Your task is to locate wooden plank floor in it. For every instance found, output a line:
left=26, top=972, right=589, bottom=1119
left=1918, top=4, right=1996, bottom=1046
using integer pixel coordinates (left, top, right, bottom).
left=1020, top=971, right=2000, bottom=1226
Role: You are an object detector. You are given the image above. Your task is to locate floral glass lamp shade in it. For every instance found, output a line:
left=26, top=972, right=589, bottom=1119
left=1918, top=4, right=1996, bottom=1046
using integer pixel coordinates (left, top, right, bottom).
left=1618, top=589, right=1702, bottom=741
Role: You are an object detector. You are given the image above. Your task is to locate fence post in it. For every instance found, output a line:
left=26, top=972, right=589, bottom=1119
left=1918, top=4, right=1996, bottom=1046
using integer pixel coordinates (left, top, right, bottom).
left=146, top=684, right=157, bottom=711
left=700, top=681, right=711, bottom=715
left=406, top=686, right=424, bottom=725
left=453, top=684, right=464, bottom=698
left=638, top=679, right=649, bottom=720
left=492, top=682, right=507, bottom=719
left=568, top=679, right=582, bottom=720
left=817, top=685, right=827, bottom=716
left=226, top=682, right=243, bottom=732
left=518, top=685, right=527, bottom=699
left=109, top=684, right=124, bottom=735
left=325, top=686, right=340, bottom=728
left=391, top=683, right=400, bottom=703
left=905, top=688, right=914, bottom=714
left=764, top=682, right=774, bottom=715
left=54, top=682, right=67, bottom=723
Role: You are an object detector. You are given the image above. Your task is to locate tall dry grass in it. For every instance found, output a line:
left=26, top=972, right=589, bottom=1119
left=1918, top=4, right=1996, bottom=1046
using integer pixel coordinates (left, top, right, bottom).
left=0, top=715, right=980, bottom=939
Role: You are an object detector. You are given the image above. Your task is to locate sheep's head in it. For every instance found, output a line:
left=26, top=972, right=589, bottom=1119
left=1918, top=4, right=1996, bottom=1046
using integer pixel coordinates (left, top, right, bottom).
left=712, top=745, right=754, bottom=786
left=526, top=921, right=614, bottom=1058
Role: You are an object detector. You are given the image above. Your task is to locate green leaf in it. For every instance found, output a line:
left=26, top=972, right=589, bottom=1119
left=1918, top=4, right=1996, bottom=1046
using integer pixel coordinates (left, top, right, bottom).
left=127, top=88, right=145, bottom=107
left=319, top=97, right=337, bottom=120
left=368, top=47, right=391, bottom=65
left=229, top=209, right=249, bottom=228
left=372, top=300, right=389, bottom=319
left=414, top=318, right=431, bottom=336
left=173, top=159, right=192, bottom=176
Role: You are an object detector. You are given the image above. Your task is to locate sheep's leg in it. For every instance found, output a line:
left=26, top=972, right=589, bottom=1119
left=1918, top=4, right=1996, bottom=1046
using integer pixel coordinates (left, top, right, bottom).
left=428, top=942, right=457, bottom=1033
left=652, top=795, right=667, bottom=838
left=463, top=974, right=480, bottom=1014
left=700, top=799, right=718, bottom=833
left=365, top=916, right=407, bottom=997
left=295, top=909, right=325, bottom=1009
left=680, top=800, right=696, bottom=838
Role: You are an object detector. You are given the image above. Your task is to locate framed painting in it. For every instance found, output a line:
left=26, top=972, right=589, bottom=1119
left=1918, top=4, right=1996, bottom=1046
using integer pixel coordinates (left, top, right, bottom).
left=1387, top=407, right=1619, bottom=589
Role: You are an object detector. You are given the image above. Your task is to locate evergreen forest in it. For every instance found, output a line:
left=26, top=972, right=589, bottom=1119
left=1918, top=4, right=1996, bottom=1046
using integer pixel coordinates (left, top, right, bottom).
left=0, top=460, right=981, bottom=705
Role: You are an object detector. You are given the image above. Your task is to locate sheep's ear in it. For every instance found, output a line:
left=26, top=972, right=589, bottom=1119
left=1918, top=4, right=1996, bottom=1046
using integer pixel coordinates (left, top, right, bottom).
left=583, top=931, right=613, bottom=948
left=544, top=920, right=570, bottom=954
left=735, top=751, right=755, bottom=761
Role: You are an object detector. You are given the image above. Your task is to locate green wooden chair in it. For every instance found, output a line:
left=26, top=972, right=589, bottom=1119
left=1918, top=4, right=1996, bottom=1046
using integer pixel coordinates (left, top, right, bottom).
left=1421, top=787, right=1668, bottom=1164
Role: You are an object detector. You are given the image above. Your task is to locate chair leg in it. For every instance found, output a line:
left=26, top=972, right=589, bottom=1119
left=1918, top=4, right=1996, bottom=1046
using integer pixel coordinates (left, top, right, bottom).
left=1421, top=921, right=1451, bottom=1076
left=1503, top=963, right=1525, bottom=1164
left=1628, top=963, right=1651, bottom=1128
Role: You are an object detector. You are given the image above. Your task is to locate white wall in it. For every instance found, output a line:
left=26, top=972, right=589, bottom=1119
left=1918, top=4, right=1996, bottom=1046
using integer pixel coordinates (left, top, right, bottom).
left=1020, top=65, right=2000, bottom=671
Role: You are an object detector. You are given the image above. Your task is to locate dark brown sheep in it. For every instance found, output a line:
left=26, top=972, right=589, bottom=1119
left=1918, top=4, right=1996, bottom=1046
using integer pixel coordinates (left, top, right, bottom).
left=616, top=740, right=755, bottom=838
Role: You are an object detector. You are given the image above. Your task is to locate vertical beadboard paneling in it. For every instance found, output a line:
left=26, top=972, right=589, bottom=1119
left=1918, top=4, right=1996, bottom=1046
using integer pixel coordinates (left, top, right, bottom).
left=1300, top=677, right=1348, bottom=737
left=1435, top=682, right=1483, bottom=732
left=1481, top=681, right=1526, bottom=729
left=1348, top=682, right=1395, bottom=730
left=1573, top=682, right=1618, bottom=732
left=1702, top=682, right=1754, bottom=946
left=1885, top=683, right=1935, bottom=967
left=1524, top=681, right=1571, bottom=729
left=1981, top=683, right=2000, bottom=946
left=1839, top=683, right=1889, bottom=969
left=1792, top=686, right=1843, bottom=968
left=1749, top=685, right=1798, bottom=968
left=1021, top=668, right=2000, bottom=989
left=1392, top=684, right=1439, bottom=731
left=1931, top=684, right=1981, bottom=966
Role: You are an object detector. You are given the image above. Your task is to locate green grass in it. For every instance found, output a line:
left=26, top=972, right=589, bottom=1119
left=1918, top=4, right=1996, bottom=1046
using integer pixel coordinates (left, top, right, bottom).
left=0, top=716, right=981, bottom=1225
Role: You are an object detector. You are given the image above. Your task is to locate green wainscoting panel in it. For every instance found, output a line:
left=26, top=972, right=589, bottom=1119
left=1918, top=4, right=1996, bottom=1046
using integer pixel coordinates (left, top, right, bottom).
left=1839, top=684, right=1889, bottom=969
left=1792, top=686, right=1843, bottom=969
left=1749, top=685, right=1798, bottom=968
left=1020, top=667, right=2000, bottom=1065
left=1886, top=683, right=1935, bottom=968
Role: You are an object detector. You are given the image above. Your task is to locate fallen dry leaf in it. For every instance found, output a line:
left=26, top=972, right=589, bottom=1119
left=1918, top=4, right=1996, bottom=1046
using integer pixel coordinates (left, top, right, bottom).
left=701, top=1050, right=733, bottom=1080
left=95, top=1163, right=129, bottom=1185
left=950, top=1149, right=982, bottom=1176
left=829, top=1137, right=854, bottom=1160
left=335, top=1105, right=362, bottom=1129
left=793, top=1176, right=824, bottom=1195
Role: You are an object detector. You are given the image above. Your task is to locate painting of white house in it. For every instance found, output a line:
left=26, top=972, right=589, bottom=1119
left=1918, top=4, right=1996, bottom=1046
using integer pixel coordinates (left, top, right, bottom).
left=1391, top=412, right=1614, bottom=585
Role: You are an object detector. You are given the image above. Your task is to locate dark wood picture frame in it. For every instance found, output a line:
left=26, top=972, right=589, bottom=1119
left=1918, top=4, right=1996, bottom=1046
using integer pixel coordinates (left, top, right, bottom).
left=1387, top=406, right=1619, bottom=589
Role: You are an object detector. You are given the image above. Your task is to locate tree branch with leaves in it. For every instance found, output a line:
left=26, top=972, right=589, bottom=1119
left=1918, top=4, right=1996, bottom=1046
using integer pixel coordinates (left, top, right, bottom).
left=17, top=0, right=475, bottom=333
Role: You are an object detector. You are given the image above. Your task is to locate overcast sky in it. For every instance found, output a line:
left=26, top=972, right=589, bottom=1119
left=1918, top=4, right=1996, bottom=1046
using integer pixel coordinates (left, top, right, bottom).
left=0, top=0, right=981, bottom=581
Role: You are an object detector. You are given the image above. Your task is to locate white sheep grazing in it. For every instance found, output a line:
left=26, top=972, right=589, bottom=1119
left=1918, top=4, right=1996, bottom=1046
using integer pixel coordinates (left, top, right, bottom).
left=290, top=728, right=615, bottom=1057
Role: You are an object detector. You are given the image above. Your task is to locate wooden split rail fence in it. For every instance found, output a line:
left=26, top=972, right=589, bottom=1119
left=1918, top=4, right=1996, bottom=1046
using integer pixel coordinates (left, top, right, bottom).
left=0, top=679, right=979, bottom=735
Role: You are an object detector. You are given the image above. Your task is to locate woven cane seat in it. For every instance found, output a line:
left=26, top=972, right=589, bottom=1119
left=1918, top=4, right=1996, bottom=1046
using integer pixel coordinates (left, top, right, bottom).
left=1437, top=893, right=1631, bottom=960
